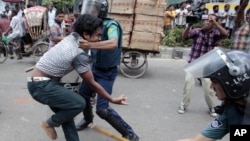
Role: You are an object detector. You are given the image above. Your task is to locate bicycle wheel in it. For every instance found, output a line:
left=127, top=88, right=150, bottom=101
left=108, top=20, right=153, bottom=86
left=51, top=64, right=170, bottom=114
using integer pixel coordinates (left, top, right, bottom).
left=0, top=42, right=8, bottom=64
left=32, top=42, right=49, bottom=63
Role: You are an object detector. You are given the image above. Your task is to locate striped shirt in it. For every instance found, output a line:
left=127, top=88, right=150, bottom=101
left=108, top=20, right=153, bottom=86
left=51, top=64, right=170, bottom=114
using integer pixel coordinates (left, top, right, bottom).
left=232, top=22, right=250, bottom=51
left=36, top=33, right=90, bottom=77
left=49, top=22, right=63, bottom=48
left=186, top=28, right=223, bottom=63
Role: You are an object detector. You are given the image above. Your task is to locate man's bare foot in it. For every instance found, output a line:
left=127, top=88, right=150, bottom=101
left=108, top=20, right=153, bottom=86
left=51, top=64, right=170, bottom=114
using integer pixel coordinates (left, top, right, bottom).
left=41, top=121, right=57, bottom=140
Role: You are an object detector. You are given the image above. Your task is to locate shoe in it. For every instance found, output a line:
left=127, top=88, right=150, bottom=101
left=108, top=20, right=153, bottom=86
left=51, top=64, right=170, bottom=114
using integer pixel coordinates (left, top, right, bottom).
left=10, top=56, right=14, bottom=59
left=41, top=121, right=57, bottom=140
left=123, top=133, right=139, bottom=141
left=76, top=119, right=93, bottom=131
left=21, top=52, right=31, bottom=57
left=209, top=108, right=217, bottom=117
left=178, top=103, right=186, bottom=114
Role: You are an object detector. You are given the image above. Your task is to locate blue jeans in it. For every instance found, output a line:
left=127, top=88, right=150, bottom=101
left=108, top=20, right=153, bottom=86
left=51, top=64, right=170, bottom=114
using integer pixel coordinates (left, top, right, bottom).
left=27, top=80, right=85, bottom=141
left=79, top=65, right=134, bottom=134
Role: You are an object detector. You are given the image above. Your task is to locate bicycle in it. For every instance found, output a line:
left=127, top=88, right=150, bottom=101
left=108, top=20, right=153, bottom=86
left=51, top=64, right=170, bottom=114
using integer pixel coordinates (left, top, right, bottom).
left=0, top=40, right=8, bottom=64
left=0, top=36, right=21, bottom=63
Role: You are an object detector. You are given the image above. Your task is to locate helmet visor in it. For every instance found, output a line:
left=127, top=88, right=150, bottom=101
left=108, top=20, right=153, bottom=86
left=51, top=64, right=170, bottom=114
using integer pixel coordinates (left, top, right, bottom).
left=184, top=47, right=228, bottom=78
left=81, top=0, right=101, bottom=16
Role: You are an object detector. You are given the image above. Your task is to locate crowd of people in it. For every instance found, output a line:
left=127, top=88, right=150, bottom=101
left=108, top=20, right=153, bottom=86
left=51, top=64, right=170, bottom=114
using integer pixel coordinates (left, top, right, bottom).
left=164, top=0, right=238, bottom=39
left=1, top=0, right=250, bottom=141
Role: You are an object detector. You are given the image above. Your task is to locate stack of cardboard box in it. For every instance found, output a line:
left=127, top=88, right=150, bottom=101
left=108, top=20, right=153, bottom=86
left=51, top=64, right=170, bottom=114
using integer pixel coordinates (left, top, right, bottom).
left=108, top=0, right=166, bottom=52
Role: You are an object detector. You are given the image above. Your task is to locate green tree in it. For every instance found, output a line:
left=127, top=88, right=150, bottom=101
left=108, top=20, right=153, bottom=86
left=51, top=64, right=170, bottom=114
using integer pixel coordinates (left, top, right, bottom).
left=42, top=0, right=75, bottom=11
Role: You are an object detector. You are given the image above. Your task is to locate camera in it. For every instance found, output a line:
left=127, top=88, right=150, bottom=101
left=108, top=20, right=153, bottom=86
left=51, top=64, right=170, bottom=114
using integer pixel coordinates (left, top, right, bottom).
left=186, top=16, right=199, bottom=24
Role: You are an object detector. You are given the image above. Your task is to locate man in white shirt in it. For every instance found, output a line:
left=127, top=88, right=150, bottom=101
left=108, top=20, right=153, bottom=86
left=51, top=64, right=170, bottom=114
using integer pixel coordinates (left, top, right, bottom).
left=48, top=2, right=56, bottom=27
left=5, top=9, right=23, bottom=59
left=220, top=4, right=230, bottom=28
left=175, top=2, right=188, bottom=28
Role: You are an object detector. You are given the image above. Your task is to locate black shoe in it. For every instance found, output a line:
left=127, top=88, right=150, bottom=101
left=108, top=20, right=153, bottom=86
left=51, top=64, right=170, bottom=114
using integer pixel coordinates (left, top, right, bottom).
left=123, top=133, right=139, bottom=141
left=21, top=52, right=31, bottom=57
left=76, top=119, right=92, bottom=131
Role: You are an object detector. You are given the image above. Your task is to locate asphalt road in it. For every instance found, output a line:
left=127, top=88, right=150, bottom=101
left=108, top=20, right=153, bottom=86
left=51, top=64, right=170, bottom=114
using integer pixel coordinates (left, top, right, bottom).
left=0, top=56, right=228, bottom=141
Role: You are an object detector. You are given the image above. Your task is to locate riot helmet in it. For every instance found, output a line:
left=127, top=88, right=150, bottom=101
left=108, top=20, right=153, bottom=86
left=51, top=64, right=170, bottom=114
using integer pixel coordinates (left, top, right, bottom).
left=81, top=0, right=109, bottom=19
left=185, top=47, right=250, bottom=100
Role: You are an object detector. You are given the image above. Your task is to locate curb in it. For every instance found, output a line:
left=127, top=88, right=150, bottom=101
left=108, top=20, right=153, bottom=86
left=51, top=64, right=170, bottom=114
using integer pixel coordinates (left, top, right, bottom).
left=149, top=46, right=191, bottom=60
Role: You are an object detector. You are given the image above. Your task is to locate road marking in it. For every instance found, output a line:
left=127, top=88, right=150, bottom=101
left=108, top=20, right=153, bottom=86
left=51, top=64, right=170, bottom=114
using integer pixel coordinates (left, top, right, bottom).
left=14, top=97, right=35, bottom=104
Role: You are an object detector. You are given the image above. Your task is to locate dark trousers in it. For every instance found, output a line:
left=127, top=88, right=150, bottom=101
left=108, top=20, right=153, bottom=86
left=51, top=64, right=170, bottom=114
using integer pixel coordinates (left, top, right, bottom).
left=27, top=80, right=85, bottom=141
left=79, top=65, right=135, bottom=134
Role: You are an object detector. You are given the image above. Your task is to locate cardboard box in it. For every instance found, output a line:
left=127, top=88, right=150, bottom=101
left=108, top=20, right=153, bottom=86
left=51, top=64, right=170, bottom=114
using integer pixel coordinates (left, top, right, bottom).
left=130, top=31, right=161, bottom=52
left=109, top=14, right=134, bottom=32
left=135, top=0, right=166, bottom=16
left=133, top=14, right=164, bottom=34
left=110, top=0, right=136, bottom=14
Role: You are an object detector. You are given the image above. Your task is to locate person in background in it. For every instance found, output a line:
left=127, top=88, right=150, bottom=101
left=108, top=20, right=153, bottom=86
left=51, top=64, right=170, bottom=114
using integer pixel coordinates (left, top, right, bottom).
left=0, top=14, right=10, bottom=34
left=3, top=5, right=12, bottom=20
left=227, top=5, right=239, bottom=39
left=177, top=48, right=250, bottom=141
left=231, top=0, right=250, bottom=51
left=15, top=4, right=23, bottom=19
left=4, top=10, right=23, bottom=60
left=209, top=5, right=220, bottom=17
left=49, top=9, right=65, bottom=48
left=220, top=4, right=230, bottom=29
left=175, top=2, right=188, bottom=28
left=177, top=15, right=227, bottom=117
left=164, top=5, right=176, bottom=33
left=47, top=2, right=56, bottom=28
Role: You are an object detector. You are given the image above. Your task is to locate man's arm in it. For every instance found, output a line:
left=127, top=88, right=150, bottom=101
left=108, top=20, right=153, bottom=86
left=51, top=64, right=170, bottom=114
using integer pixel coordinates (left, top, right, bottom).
left=177, top=133, right=215, bottom=141
left=210, top=16, right=228, bottom=37
left=235, top=0, right=249, bottom=28
left=89, top=38, right=118, bottom=50
left=182, top=24, right=192, bottom=39
left=79, top=70, right=127, bottom=105
left=213, top=20, right=228, bottom=37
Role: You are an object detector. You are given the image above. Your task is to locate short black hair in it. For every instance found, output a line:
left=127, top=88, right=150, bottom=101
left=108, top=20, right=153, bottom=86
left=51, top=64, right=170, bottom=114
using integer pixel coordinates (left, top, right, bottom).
left=74, top=14, right=103, bottom=37
left=55, top=9, right=64, bottom=16
left=213, top=5, right=219, bottom=9
left=11, top=9, right=17, bottom=15
left=247, top=9, right=250, bottom=15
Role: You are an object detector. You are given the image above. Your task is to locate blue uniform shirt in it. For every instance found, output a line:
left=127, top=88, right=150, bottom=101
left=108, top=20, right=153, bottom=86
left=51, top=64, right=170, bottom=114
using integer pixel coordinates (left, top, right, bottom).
left=201, top=102, right=246, bottom=140
left=91, top=19, right=122, bottom=68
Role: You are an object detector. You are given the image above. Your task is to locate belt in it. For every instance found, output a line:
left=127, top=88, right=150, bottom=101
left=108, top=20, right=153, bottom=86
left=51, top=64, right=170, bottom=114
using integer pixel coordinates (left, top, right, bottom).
left=27, top=77, right=51, bottom=82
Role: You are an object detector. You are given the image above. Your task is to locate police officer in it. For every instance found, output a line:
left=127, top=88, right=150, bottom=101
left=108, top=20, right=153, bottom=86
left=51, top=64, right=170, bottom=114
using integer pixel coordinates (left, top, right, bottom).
left=75, top=0, right=139, bottom=141
left=177, top=47, right=250, bottom=141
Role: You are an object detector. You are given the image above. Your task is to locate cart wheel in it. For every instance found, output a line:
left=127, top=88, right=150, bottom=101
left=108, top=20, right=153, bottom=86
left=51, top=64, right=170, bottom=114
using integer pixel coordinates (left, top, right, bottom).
left=0, top=42, right=8, bottom=64
left=119, top=51, right=148, bottom=78
left=33, top=42, right=49, bottom=63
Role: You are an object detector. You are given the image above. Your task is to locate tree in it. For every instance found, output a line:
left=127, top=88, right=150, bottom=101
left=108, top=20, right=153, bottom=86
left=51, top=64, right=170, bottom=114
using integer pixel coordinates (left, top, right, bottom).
left=42, top=0, right=75, bottom=11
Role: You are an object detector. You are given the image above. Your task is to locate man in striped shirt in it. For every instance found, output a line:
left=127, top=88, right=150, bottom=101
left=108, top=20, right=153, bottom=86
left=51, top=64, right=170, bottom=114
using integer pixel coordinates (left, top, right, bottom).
left=177, top=15, right=227, bottom=117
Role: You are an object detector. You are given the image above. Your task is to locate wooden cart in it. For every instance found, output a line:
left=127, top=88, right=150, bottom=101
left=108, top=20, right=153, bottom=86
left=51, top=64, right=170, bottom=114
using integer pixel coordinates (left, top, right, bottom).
left=108, top=0, right=166, bottom=78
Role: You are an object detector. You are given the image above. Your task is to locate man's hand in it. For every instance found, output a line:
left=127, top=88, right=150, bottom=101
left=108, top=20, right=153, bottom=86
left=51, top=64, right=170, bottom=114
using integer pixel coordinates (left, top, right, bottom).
left=110, top=95, right=128, bottom=105
left=209, top=15, right=216, bottom=24
left=240, top=0, right=249, bottom=7
left=79, top=39, right=91, bottom=50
